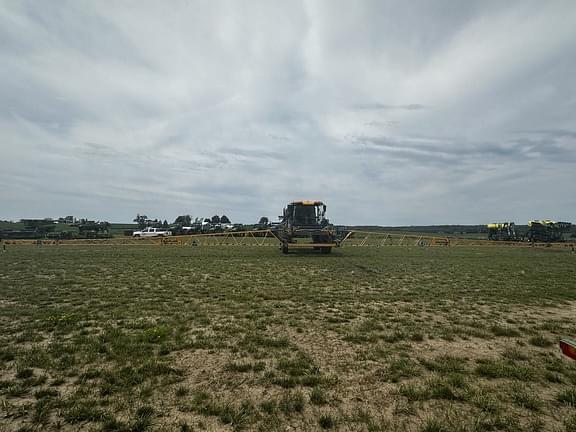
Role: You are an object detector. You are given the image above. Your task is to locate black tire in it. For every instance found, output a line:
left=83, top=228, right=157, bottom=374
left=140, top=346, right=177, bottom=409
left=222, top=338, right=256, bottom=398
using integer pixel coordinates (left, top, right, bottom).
left=134, top=234, right=140, bottom=238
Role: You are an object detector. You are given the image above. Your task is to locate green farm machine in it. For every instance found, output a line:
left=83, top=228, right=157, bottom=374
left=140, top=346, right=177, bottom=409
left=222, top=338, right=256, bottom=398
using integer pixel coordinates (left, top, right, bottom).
left=72, top=221, right=111, bottom=239
left=487, top=222, right=517, bottom=241
left=272, top=201, right=345, bottom=254
left=527, top=220, right=571, bottom=243
left=0, top=219, right=57, bottom=240
left=487, top=220, right=572, bottom=243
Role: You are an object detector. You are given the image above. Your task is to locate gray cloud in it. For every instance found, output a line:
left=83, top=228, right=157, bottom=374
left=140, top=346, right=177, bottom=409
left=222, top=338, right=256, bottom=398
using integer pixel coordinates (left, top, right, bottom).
left=353, top=103, right=427, bottom=111
left=1, top=0, right=575, bottom=225
left=354, top=130, right=576, bottom=165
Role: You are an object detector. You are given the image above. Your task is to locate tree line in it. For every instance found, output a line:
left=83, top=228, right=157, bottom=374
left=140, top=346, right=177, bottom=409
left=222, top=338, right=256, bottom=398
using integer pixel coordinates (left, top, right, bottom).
left=132, top=214, right=270, bottom=229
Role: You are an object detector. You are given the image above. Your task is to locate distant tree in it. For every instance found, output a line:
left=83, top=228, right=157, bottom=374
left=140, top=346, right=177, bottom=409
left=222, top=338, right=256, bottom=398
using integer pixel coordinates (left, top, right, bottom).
left=258, top=216, right=269, bottom=226
left=220, top=215, right=231, bottom=224
left=174, top=215, right=192, bottom=226
left=211, top=215, right=221, bottom=224
left=204, top=218, right=211, bottom=223
left=133, top=214, right=148, bottom=229
left=163, top=220, right=168, bottom=228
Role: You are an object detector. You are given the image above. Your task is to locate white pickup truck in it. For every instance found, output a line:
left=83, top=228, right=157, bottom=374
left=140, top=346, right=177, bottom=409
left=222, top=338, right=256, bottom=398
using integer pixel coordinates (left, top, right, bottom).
left=132, top=227, right=172, bottom=238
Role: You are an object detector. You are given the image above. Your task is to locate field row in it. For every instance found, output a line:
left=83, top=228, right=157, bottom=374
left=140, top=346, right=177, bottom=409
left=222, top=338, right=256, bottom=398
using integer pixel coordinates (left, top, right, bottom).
left=1, top=245, right=575, bottom=431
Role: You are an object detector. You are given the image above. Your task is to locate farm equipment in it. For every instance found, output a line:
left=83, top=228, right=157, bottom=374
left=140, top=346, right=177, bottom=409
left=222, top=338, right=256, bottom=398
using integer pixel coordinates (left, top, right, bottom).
left=527, top=220, right=571, bottom=243
left=72, top=221, right=111, bottom=239
left=0, top=219, right=57, bottom=240
left=560, top=338, right=576, bottom=360
left=487, top=222, right=517, bottom=241
left=271, top=201, right=344, bottom=254
left=487, top=220, right=572, bottom=243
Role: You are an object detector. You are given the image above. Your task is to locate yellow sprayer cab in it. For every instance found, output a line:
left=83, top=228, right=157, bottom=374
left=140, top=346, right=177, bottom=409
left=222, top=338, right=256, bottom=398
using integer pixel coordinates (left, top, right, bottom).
left=273, top=200, right=340, bottom=254
left=487, top=222, right=517, bottom=241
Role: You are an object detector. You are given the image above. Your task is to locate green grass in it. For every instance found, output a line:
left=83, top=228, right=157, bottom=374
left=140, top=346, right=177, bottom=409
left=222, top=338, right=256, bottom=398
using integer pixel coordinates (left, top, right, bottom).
left=319, top=413, right=336, bottom=429
left=420, top=355, right=468, bottom=374
left=491, top=325, right=521, bottom=337
left=509, top=384, right=543, bottom=411
left=566, top=414, right=576, bottom=432
left=0, top=245, right=575, bottom=430
left=309, top=387, right=328, bottom=405
left=475, top=358, right=536, bottom=381
left=377, top=357, right=422, bottom=382
left=279, top=390, right=305, bottom=414
left=529, top=335, right=554, bottom=348
left=557, top=388, right=576, bottom=406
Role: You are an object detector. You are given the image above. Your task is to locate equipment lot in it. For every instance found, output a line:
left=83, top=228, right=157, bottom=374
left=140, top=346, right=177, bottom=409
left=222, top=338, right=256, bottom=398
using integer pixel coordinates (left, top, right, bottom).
left=1, top=245, right=575, bottom=431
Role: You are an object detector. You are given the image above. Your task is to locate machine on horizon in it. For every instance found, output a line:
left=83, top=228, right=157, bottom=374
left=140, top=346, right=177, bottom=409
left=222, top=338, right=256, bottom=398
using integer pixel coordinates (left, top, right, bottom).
left=271, top=201, right=346, bottom=254
left=487, top=222, right=517, bottom=241
left=486, top=220, right=572, bottom=242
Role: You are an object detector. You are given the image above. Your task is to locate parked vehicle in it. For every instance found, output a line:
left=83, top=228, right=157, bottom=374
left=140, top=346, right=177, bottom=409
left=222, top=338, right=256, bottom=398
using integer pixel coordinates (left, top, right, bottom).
left=132, top=227, right=172, bottom=238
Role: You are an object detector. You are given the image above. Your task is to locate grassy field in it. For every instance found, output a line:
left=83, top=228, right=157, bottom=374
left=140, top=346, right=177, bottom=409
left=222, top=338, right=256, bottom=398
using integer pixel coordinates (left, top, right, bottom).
left=1, top=244, right=576, bottom=432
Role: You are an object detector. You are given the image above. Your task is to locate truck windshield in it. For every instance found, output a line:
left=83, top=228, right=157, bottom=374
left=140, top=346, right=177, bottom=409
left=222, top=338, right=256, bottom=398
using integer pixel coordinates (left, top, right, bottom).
left=294, top=205, right=318, bottom=225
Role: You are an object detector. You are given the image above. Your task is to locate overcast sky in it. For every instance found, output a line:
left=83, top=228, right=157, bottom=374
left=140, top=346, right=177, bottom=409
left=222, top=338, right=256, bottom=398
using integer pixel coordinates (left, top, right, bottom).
left=1, top=1, right=575, bottom=225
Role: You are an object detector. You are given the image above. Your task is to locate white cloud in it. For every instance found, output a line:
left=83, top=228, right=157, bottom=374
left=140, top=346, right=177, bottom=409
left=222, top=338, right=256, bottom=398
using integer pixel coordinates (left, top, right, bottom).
left=1, top=0, right=575, bottom=224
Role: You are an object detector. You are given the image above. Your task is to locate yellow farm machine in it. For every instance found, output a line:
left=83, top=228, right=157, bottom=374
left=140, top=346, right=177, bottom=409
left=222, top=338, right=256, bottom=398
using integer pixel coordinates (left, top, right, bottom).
left=271, top=201, right=346, bottom=254
left=487, top=222, right=517, bottom=241
left=487, top=220, right=572, bottom=243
